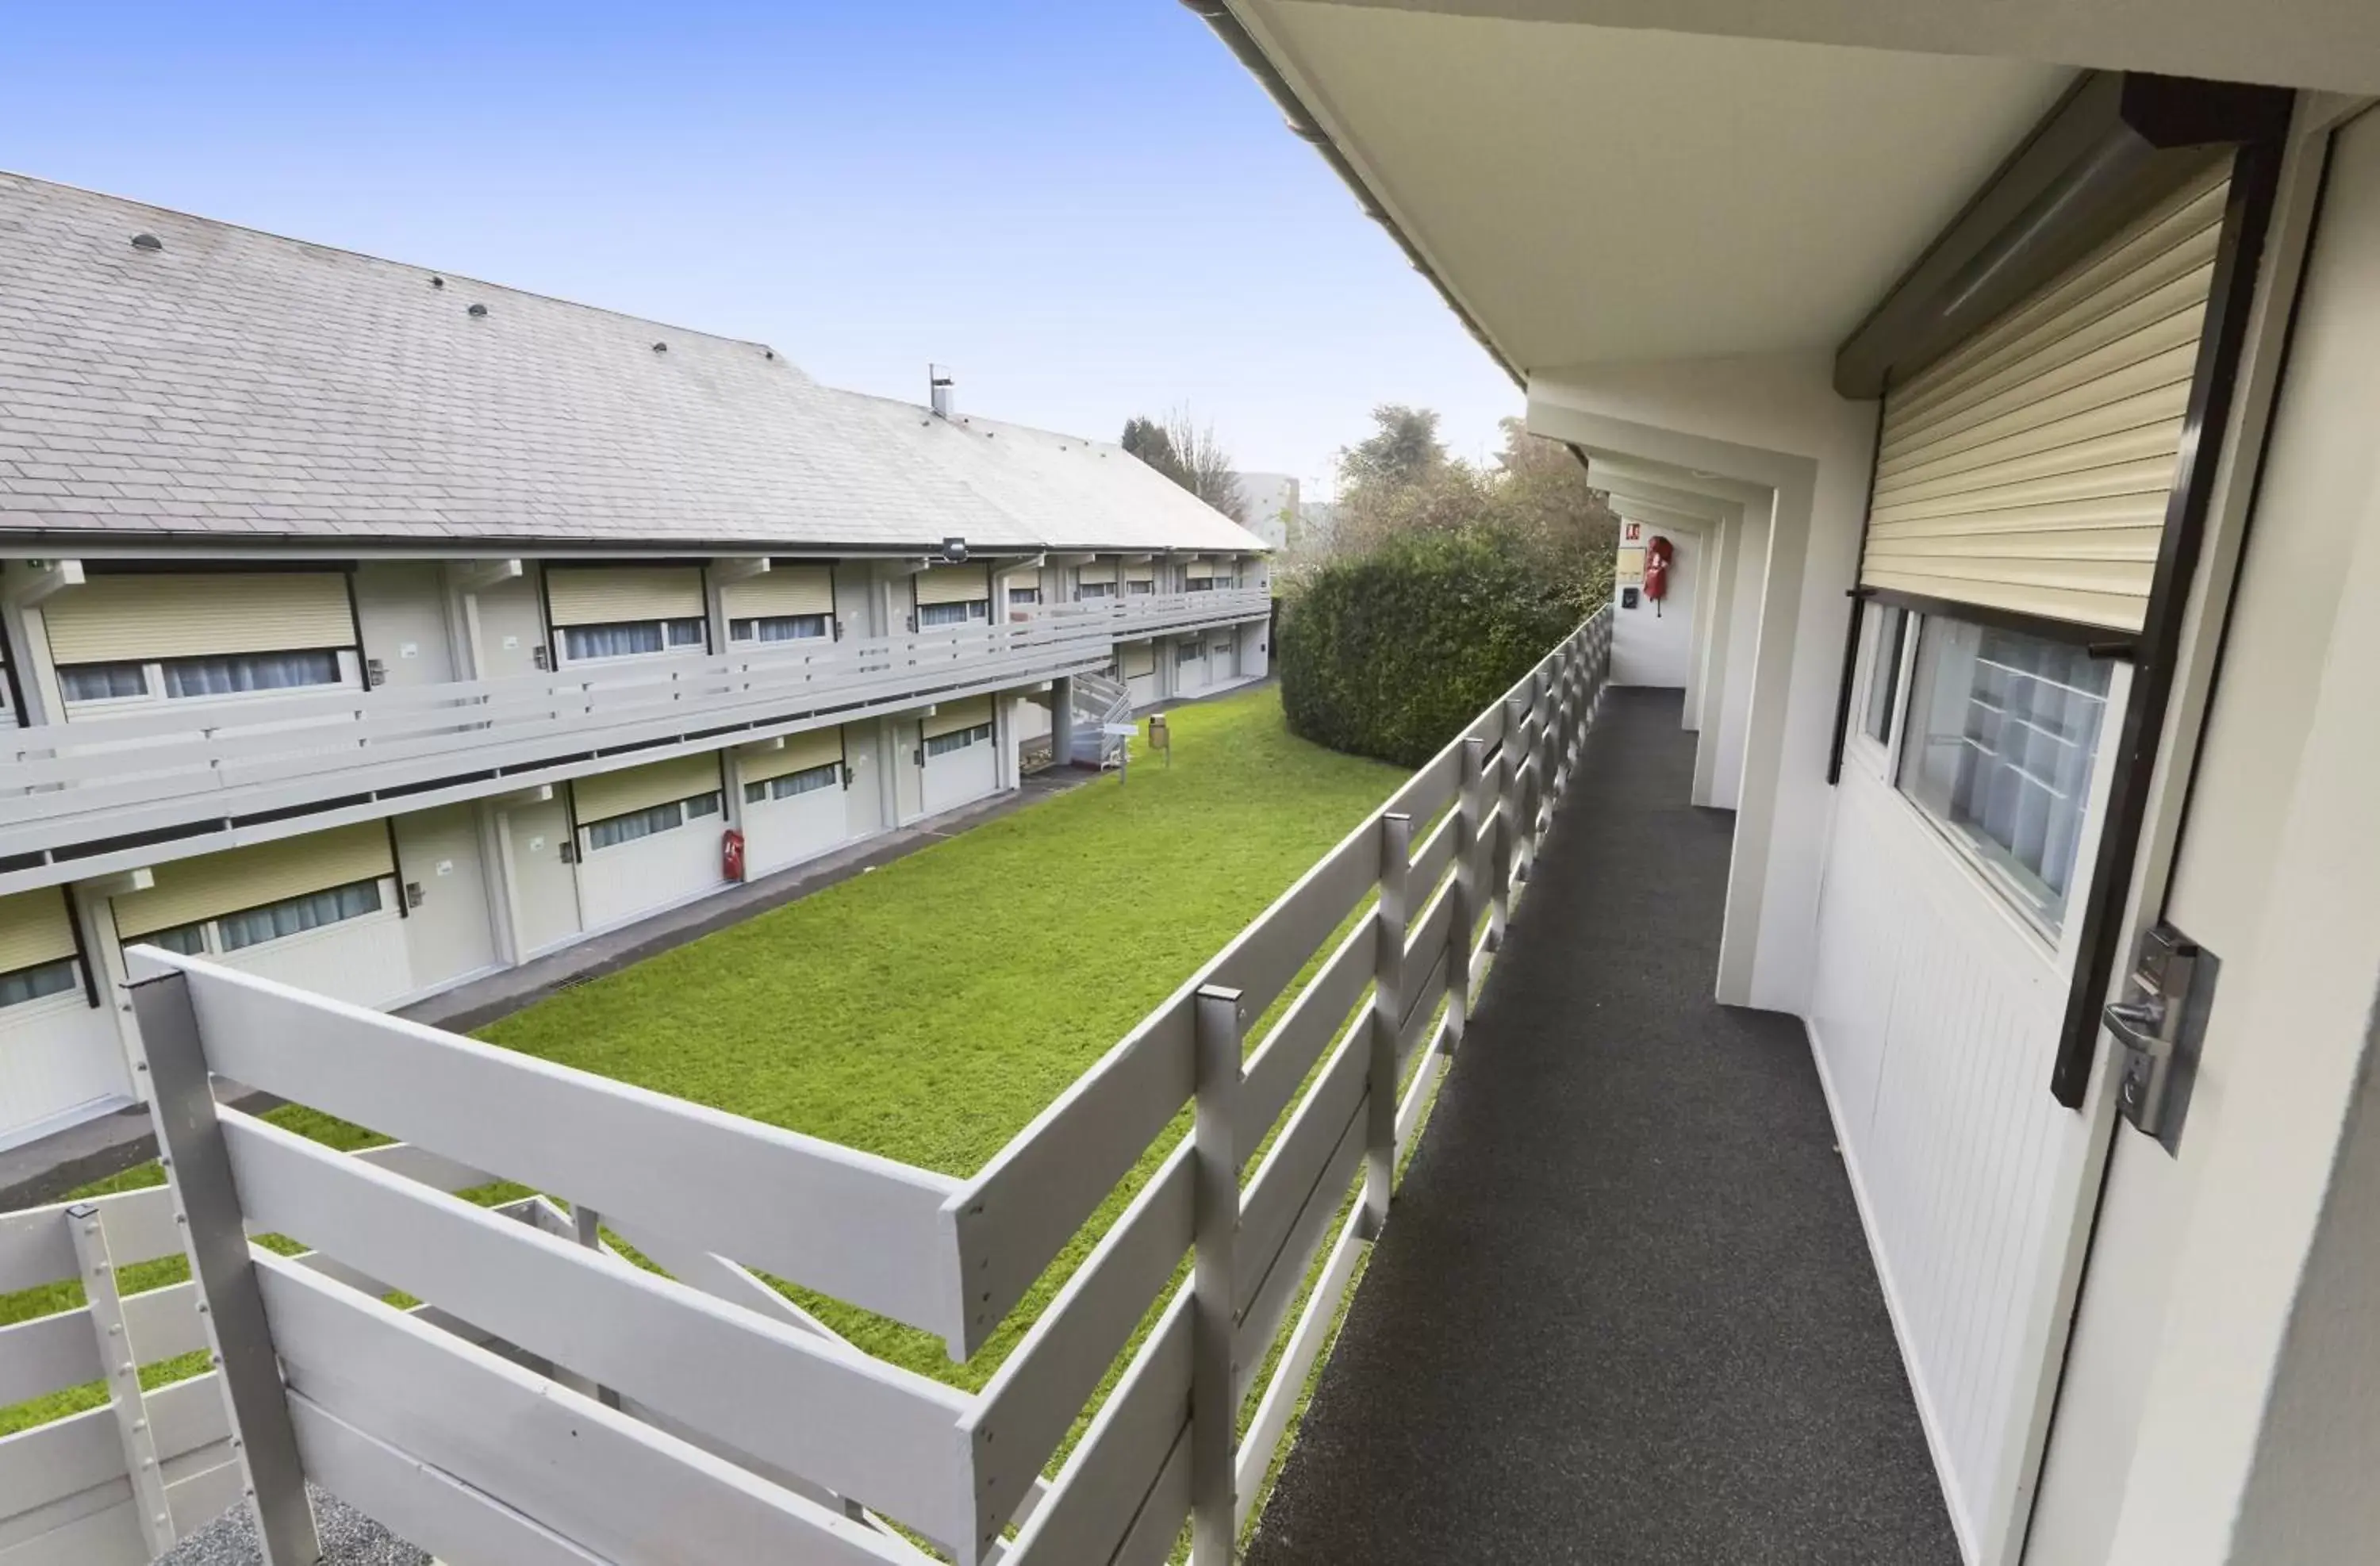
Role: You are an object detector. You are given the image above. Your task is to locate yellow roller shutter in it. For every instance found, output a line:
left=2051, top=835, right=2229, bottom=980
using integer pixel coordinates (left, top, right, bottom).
left=1184, top=558, right=1216, bottom=581
left=572, top=753, right=723, bottom=824
left=739, top=727, right=845, bottom=785
left=915, top=565, right=992, bottom=607
left=1124, top=565, right=1155, bottom=589
left=547, top=566, right=704, bottom=627
left=720, top=566, right=834, bottom=620
left=924, top=695, right=993, bottom=739
left=1859, top=155, right=2230, bottom=632
left=1120, top=643, right=1155, bottom=678
left=1078, top=561, right=1119, bottom=586
left=44, top=573, right=355, bottom=665
left=114, top=823, right=394, bottom=939
left=0, top=890, right=77, bottom=973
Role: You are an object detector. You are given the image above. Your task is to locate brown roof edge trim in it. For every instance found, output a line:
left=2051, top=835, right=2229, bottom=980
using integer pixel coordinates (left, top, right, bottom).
left=1180, top=0, right=1526, bottom=392
left=1835, top=71, right=2293, bottom=398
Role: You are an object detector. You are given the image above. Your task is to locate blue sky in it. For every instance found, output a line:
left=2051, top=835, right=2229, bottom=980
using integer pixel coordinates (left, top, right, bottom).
left=0, top=2, right=1519, bottom=496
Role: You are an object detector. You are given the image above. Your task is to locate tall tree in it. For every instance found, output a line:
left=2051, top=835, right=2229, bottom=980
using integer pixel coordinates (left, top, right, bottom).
left=1338, top=405, right=1447, bottom=495
left=1122, top=408, right=1245, bottom=518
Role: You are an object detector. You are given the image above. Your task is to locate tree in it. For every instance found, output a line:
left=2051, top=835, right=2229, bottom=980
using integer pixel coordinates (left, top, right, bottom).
left=1338, top=404, right=1446, bottom=495
left=1121, top=408, right=1245, bottom=519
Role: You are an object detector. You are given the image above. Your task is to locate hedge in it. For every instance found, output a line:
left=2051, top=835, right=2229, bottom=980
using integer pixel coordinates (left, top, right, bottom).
left=1276, top=530, right=1577, bottom=768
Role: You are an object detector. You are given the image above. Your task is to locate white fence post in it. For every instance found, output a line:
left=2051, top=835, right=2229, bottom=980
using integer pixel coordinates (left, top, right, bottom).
left=1364, top=812, right=1412, bottom=1238
left=67, top=1202, right=175, bottom=1556
left=1491, top=695, right=1524, bottom=945
left=1448, top=737, right=1486, bottom=1047
left=130, top=968, right=321, bottom=1566
left=1192, top=982, right=1244, bottom=1566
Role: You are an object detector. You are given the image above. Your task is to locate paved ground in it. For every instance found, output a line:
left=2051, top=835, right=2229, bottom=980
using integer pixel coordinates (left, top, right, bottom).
left=1244, top=688, right=1958, bottom=1566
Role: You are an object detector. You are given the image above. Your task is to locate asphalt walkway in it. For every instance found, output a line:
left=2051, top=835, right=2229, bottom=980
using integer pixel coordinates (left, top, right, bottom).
left=1244, top=688, right=1958, bottom=1565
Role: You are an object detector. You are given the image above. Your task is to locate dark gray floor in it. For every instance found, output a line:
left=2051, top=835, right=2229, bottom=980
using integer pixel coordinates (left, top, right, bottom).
left=1246, top=688, right=1957, bottom=1566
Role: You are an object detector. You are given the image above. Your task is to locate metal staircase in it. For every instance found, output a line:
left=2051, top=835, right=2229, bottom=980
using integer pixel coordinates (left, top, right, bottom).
left=1069, top=668, right=1132, bottom=769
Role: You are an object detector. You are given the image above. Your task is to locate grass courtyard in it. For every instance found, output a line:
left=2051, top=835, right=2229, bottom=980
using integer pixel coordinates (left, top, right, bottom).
left=2, top=685, right=1407, bottom=1432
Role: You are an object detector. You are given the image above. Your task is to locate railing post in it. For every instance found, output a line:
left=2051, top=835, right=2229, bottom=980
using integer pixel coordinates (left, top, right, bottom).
left=1364, top=812, right=1412, bottom=1238
left=132, top=968, right=321, bottom=1566
left=1448, top=737, right=1486, bottom=1048
left=572, top=1205, right=624, bottom=1410
left=1191, top=983, right=1244, bottom=1566
left=69, top=1203, right=175, bottom=1556
left=1492, top=696, right=1524, bottom=943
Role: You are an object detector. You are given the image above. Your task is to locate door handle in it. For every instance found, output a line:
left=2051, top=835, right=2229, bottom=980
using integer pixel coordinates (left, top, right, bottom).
left=2100, top=997, right=2172, bottom=1060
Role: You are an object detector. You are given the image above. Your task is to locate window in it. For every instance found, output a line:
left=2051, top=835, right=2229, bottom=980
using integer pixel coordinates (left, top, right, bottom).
left=744, top=763, right=839, bottom=804
left=1897, top=619, right=2111, bottom=931
left=731, top=614, right=828, bottom=643
left=1186, top=578, right=1215, bottom=593
left=1126, top=580, right=1154, bottom=596
left=60, top=650, right=345, bottom=704
left=1008, top=585, right=1043, bottom=608
left=145, top=923, right=209, bottom=957
left=918, top=600, right=988, bottom=628
left=1177, top=642, right=1203, bottom=666
left=217, top=879, right=383, bottom=953
left=1076, top=582, right=1114, bottom=601
left=561, top=618, right=708, bottom=661
left=1862, top=605, right=1908, bottom=746
left=1212, top=575, right=1238, bottom=591
left=0, top=957, right=79, bottom=1010
left=924, top=723, right=993, bottom=758
left=583, top=792, right=719, bottom=850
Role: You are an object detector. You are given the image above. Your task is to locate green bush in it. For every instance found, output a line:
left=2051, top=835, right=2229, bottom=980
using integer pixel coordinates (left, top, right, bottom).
left=1277, top=530, right=1577, bottom=768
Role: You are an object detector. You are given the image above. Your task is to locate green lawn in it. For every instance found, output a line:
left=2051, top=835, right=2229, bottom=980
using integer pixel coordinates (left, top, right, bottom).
left=3, top=686, right=1406, bottom=1433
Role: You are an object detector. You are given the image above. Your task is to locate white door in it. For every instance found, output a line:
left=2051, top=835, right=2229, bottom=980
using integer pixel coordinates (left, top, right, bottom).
left=352, top=561, right=457, bottom=689
left=746, top=775, right=848, bottom=876
left=844, top=724, right=887, bottom=842
left=393, top=804, right=499, bottom=992
left=501, top=797, right=581, bottom=958
left=2026, top=110, right=2380, bottom=1566
left=577, top=816, right=724, bottom=931
left=470, top=571, right=547, bottom=681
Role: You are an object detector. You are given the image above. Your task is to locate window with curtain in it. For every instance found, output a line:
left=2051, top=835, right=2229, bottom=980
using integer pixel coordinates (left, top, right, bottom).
left=1076, top=582, right=1115, bottom=601
left=1177, top=642, right=1203, bottom=666
left=159, top=650, right=344, bottom=698
left=924, top=723, right=992, bottom=758
left=1186, top=578, right=1215, bottom=593
left=1008, top=586, right=1042, bottom=608
left=1126, top=581, right=1154, bottom=596
left=0, top=957, right=79, bottom=1010
left=144, top=923, right=209, bottom=957
left=1897, top=618, right=2112, bottom=931
left=59, top=662, right=152, bottom=701
left=583, top=791, right=719, bottom=850
left=216, top=879, right=384, bottom=953
left=731, top=614, right=828, bottom=643
left=918, top=601, right=988, bottom=628
left=744, top=763, right=839, bottom=804
left=562, top=619, right=708, bottom=661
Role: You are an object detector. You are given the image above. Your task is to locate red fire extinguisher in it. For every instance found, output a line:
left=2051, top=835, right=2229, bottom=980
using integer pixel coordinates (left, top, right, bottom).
left=1643, top=535, right=1674, bottom=614
left=723, top=827, right=747, bottom=884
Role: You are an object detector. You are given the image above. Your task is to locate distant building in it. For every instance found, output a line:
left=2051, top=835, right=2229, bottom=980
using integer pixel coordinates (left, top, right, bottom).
left=1233, top=472, right=1300, bottom=551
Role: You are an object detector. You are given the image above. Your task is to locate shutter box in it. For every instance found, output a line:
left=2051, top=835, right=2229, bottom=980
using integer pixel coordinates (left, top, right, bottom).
left=923, top=695, right=994, bottom=739
left=1078, top=561, right=1119, bottom=586
left=720, top=566, right=834, bottom=620
left=739, top=727, right=845, bottom=785
left=0, top=890, right=77, bottom=973
left=915, top=565, right=992, bottom=608
left=44, top=573, right=355, bottom=665
left=113, top=823, right=395, bottom=939
left=1120, top=642, right=1156, bottom=678
left=572, top=753, right=724, bottom=825
left=547, top=567, right=705, bottom=627
left=1859, top=155, right=2229, bottom=632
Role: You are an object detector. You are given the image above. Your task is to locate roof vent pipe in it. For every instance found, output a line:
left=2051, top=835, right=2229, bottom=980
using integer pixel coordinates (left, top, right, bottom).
left=928, top=364, right=954, bottom=420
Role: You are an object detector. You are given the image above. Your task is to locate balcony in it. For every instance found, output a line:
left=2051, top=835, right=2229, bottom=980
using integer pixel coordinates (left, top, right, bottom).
left=0, top=587, right=1269, bottom=896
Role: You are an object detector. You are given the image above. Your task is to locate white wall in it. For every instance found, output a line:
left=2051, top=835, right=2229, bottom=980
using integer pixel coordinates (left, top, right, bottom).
left=1531, top=350, right=1878, bottom=1013
left=1609, top=524, right=1697, bottom=687
left=0, top=987, right=125, bottom=1152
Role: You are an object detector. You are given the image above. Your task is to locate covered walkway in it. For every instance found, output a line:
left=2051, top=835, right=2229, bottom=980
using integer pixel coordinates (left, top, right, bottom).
left=1247, top=689, right=1956, bottom=1564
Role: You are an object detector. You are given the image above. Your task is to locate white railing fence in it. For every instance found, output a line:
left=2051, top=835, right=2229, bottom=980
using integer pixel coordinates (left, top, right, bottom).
left=0, top=607, right=1610, bottom=1566
left=0, top=587, right=1269, bottom=892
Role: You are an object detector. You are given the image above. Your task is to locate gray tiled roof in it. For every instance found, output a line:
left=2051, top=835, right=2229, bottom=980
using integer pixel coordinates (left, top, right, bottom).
left=0, top=172, right=1265, bottom=558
